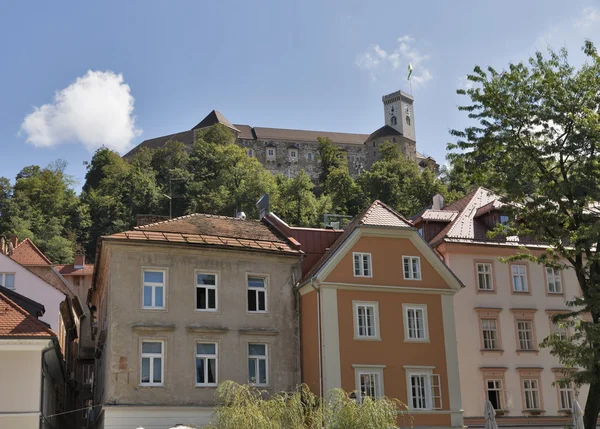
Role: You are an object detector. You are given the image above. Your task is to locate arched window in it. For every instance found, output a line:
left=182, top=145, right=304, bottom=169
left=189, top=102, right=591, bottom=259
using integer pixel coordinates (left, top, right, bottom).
left=406, top=116, right=411, bottom=126
left=391, top=116, right=397, bottom=125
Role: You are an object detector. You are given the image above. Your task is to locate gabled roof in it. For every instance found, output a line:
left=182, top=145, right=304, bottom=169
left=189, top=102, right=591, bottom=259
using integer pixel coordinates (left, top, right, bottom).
left=123, top=130, right=195, bottom=157
left=11, top=238, right=53, bottom=266
left=0, top=285, right=45, bottom=318
left=192, top=110, right=241, bottom=133
left=104, top=213, right=302, bottom=256
left=0, top=291, right=55, bottom=338
left=251, top=127, right=369, bottom=145
left=364, top=125, right=401, bottom=143
left=302, top=201, right=413, bottom=281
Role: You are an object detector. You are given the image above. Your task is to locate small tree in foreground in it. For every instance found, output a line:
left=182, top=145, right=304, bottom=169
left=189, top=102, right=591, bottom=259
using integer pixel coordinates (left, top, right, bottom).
left=207, top=381, right=408, bottom=429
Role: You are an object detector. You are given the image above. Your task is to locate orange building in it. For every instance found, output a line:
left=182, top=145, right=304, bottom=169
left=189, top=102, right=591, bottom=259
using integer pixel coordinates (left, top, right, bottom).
left=269, top=201, right=465, bottom=428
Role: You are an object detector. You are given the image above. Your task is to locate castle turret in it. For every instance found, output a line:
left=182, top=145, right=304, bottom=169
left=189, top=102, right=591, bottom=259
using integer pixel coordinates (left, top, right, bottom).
left=382, top=90, right=416, bottom=142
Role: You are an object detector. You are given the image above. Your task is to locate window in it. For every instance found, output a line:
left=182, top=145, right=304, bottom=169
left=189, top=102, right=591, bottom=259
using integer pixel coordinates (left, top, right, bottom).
left=500, top=215, right=510, bottom=225
left=403, top=256, right=421, bottom=280
left=247, top=276, right=267, bottom=312
left=247, top=148, right=254, bottom=157
left=353, top=302, right=379, bottom=339
left=407, top=370, right=442, bottom=410
left=354, top=367, right=384, bottom=403
left=353, top=253, right=372, bottom=277
left=82, top=364, right=94, bottom=386
left=482, top=319, right=499, bottom=350
left=0, top=273, right=15, bottom=289
left=248, top=343, right=268, bottom=385
left=196, top=273, right=217, bottom=311
left=558, top=383, right=574, bottom=410
left=140, top=341, right=163, bottom=386
left=142, top=270, right=165, bottom=310
left=546, top=267, right=563, bottom=294
left=511, top=265, right=528, bottom=292
left=523, top=379, right=540, bottom=409
left=551, top=320, right=569, bottom=341
left=307, top=152, right=313, bottom=160
left=517, top=320, right=534, bottom=350
left=266, top=148, right=275, bottom=159
left=404, top=305, right=428, bottom=341
left=391, top=116, right=397, bottom=125
left=406, top=116, right=411, bottom=126
left=196, top=343, right=217, bottom=387
left=486, top=379, right=504, bottom=410
left=476, top=263, right=493, bottom=291
left=290, top=150, right=297, bottom=158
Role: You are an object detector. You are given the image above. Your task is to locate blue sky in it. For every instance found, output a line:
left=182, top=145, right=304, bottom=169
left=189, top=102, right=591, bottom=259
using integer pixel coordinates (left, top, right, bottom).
left=1, top=0, right=599, bottom=191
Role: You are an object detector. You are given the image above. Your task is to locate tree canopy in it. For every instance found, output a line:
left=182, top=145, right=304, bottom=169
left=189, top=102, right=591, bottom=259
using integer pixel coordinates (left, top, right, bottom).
left=449, top=41, right=600, bottom=429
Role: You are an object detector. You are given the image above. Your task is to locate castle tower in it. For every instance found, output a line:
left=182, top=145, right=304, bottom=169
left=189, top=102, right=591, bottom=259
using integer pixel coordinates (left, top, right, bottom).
left=382, top=90, right=416, bottom=142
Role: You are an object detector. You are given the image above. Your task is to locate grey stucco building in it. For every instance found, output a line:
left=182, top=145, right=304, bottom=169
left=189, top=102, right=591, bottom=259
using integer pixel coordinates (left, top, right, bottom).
left=124, top=90, right=438, bottom=180
left=89, top=214, right=303, bottom=428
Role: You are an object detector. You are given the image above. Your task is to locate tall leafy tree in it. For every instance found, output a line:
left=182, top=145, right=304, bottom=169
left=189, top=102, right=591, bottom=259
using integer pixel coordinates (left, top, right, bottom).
left=449, top=42, right=600, bottom=429
left=317, top=137, right=345, bottom=186
left=276, top=170, right=330, bottom=227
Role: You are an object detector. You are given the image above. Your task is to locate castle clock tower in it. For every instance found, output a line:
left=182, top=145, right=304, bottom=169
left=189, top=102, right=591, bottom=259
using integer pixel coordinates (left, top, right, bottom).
left=382, top=90, right=416, bottom=142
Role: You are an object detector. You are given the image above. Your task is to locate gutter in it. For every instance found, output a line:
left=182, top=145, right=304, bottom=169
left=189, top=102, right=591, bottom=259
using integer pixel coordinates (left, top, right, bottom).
left=310, top=277, right=323, bottom=399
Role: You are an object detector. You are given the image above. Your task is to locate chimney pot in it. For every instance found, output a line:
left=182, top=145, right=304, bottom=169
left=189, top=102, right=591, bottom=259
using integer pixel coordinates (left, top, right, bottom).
left=10, top=235, right=18, bottom=249
left=432, top=194, right=445, bottom=211
left=74, top=254, right=85, bottom=268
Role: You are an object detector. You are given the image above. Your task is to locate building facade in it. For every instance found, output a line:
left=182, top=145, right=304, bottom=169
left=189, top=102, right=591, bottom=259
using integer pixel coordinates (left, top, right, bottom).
left=265, top=201, right=465, bottom=429
left=89, top=214, right=303, bottom=428
left=413, top=188, right=589, bottom=427
left=124, top=90, right=438, bottom=180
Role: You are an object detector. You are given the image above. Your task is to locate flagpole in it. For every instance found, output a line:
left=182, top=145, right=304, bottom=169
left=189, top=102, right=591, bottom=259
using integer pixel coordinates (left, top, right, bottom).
left=407, top=62, right=413, bottom=96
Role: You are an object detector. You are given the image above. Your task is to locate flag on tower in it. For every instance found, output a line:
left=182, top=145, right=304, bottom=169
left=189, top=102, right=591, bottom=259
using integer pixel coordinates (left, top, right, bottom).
left=407, top=63, right=413, bottom=80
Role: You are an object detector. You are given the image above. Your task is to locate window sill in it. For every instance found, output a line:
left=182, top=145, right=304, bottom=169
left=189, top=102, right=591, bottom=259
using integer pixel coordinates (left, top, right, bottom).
left=404, top=339, right=431, bottom=343
left=141, top=307, right=168, bottom=312
left=516, top=349, right=539, bottom=355
left=354, top=336, right=382, bottom=341
left=476, top=289, right=496, bottom=293
left=480, top=349, right=504, bottom=355
left=512, top=290, right=531, bottom=294
left=139, top=384, right=164, bottom=388
left=547, top=292, right=565, bottom=296
left=195, top=309, right=219, bottom=314
left=524, top=409, right=545, bottom=416
left=246, top=311, right=270, bottom=316
left=403, top=277, right=422, bottom=281
left=196, top=384, right=218, bottom=388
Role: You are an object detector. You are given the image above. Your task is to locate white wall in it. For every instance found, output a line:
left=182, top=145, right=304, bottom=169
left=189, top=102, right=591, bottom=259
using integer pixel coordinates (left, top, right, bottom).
left=448, top=250, right=589, bottom=417
left=0, top=253, right=65, bottom=330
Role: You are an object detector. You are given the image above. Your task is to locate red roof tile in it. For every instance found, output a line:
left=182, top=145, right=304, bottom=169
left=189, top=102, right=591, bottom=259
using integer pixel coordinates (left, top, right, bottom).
left=55, top=264, right=94, bottom=276
left=10, top=238, right=53, bottom=266
left=0, top=292, right=55, bottom=338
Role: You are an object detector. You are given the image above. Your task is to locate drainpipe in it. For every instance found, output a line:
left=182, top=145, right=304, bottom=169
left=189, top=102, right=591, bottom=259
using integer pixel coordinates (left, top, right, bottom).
left=40, top=341, right=54, bottom=429
left=310, top=277, right=323, bottom=399
left=291, top=257, right=304, bottom=388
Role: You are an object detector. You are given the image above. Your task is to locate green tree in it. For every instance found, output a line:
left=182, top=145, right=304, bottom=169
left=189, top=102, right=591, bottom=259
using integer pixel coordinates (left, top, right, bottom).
left=449, top=41, right=600, bottom=429
left=317, top=137, right=345, bottom=186
left=276, top=171, right=326, bottom=227
left=208, top=381, right=407, bottom=429
left=0, top=177, right=13, bottom=235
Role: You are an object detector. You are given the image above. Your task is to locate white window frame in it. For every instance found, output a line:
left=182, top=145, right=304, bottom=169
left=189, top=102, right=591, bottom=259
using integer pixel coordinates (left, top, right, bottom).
left=546, top=267, right=563, bottom=294
left=140, top=340, right=164, bottom=386
left=195, top=271, right=218, bottom=312
left=142, top=269, right=166, bottom=310
left=511, top=264, right=528, bottom=292
left=353, top=252, right=372, bottom=278
left=486, top=379, right=504, bottom=410
left=248, top=343, right=268, bottom=386
left=82, top=364, right=94, bottom=386
left=266, top=148, right=275, bottom=159
left=247, top=274, right=268, bottom=313
left=403, top=256, right=422, bottom=280
left=523, top=378, right=540, bottom=410
left=195, top=342, right=218, bottom=387
left=0, top=272, right=15, bottom=289
left=405, top=367, right=442, bottom=410
left=517, top=320, right=534, bottom=350
left=481, top=319, right=499, bottom=350
left=476, top=263, right=493, bottom=291
left=289, top=149, right=298, bottom=161
left=353, top=301, right=380, bottom=340
left=403, top=304, right=429, bottom=341
left=353, top=365, right=385, bottom=403
left=558, top=383, right=574, bottom=410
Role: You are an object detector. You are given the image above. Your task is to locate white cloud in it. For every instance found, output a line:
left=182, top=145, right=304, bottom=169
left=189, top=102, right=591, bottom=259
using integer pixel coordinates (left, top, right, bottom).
left=356, top=35, right=433, bottom=88
left=20, top=70, right=141, bottom=153
left=457, top=76, right=475, bottom=90
left=534, top=7, right=600, bottom=52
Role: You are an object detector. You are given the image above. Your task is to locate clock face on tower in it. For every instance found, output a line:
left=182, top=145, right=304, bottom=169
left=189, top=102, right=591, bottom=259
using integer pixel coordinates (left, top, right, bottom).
left=388, top=105, right=396, bottom=116
left=404, top=105, right=411, bottom=117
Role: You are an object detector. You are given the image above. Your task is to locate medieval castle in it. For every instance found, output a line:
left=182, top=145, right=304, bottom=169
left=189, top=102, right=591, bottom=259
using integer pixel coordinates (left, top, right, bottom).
left=125, top=90, right=437, bottom=179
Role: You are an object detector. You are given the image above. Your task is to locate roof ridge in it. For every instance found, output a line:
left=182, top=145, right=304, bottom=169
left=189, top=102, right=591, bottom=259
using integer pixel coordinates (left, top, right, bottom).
left=135, top=213, right=262, bottom=230
left=0, top=292, right=55, bottom=337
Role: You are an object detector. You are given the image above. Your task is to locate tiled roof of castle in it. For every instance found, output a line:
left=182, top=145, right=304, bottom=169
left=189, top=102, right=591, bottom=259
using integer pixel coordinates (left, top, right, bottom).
left=0, top=292, right=55, bottom=338
left=104, top=213, right=301, bottom=255
left=192, top=110, right=240, bottom=133
left=302, top=200, right=413, bottom=281
left=364, top=125, right=402, bottom=143
left=11, top=238, right=53, bottom=266
left=55, top=264, right=95, bottom=276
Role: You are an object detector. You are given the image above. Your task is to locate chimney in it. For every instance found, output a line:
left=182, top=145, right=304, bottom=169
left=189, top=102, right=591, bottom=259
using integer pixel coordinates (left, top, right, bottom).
left=10, top=235, right=18, bottom=249
left=432, top=194, right=445, bottom=211
left=256, top=194, right=270, bottom=220
left=74, top=254, right=85, bottom=269
left=0, top=237, right=5, bottom=255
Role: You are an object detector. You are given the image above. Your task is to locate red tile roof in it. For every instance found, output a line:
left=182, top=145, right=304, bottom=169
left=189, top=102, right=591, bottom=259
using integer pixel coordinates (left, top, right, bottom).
left=104, top=214, right=301, bottom=255
left=0, top=292, right=55, bottom=338
left=10, top=238, right=53, bottom=266
left=55, top=264, right=94, bottom=276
